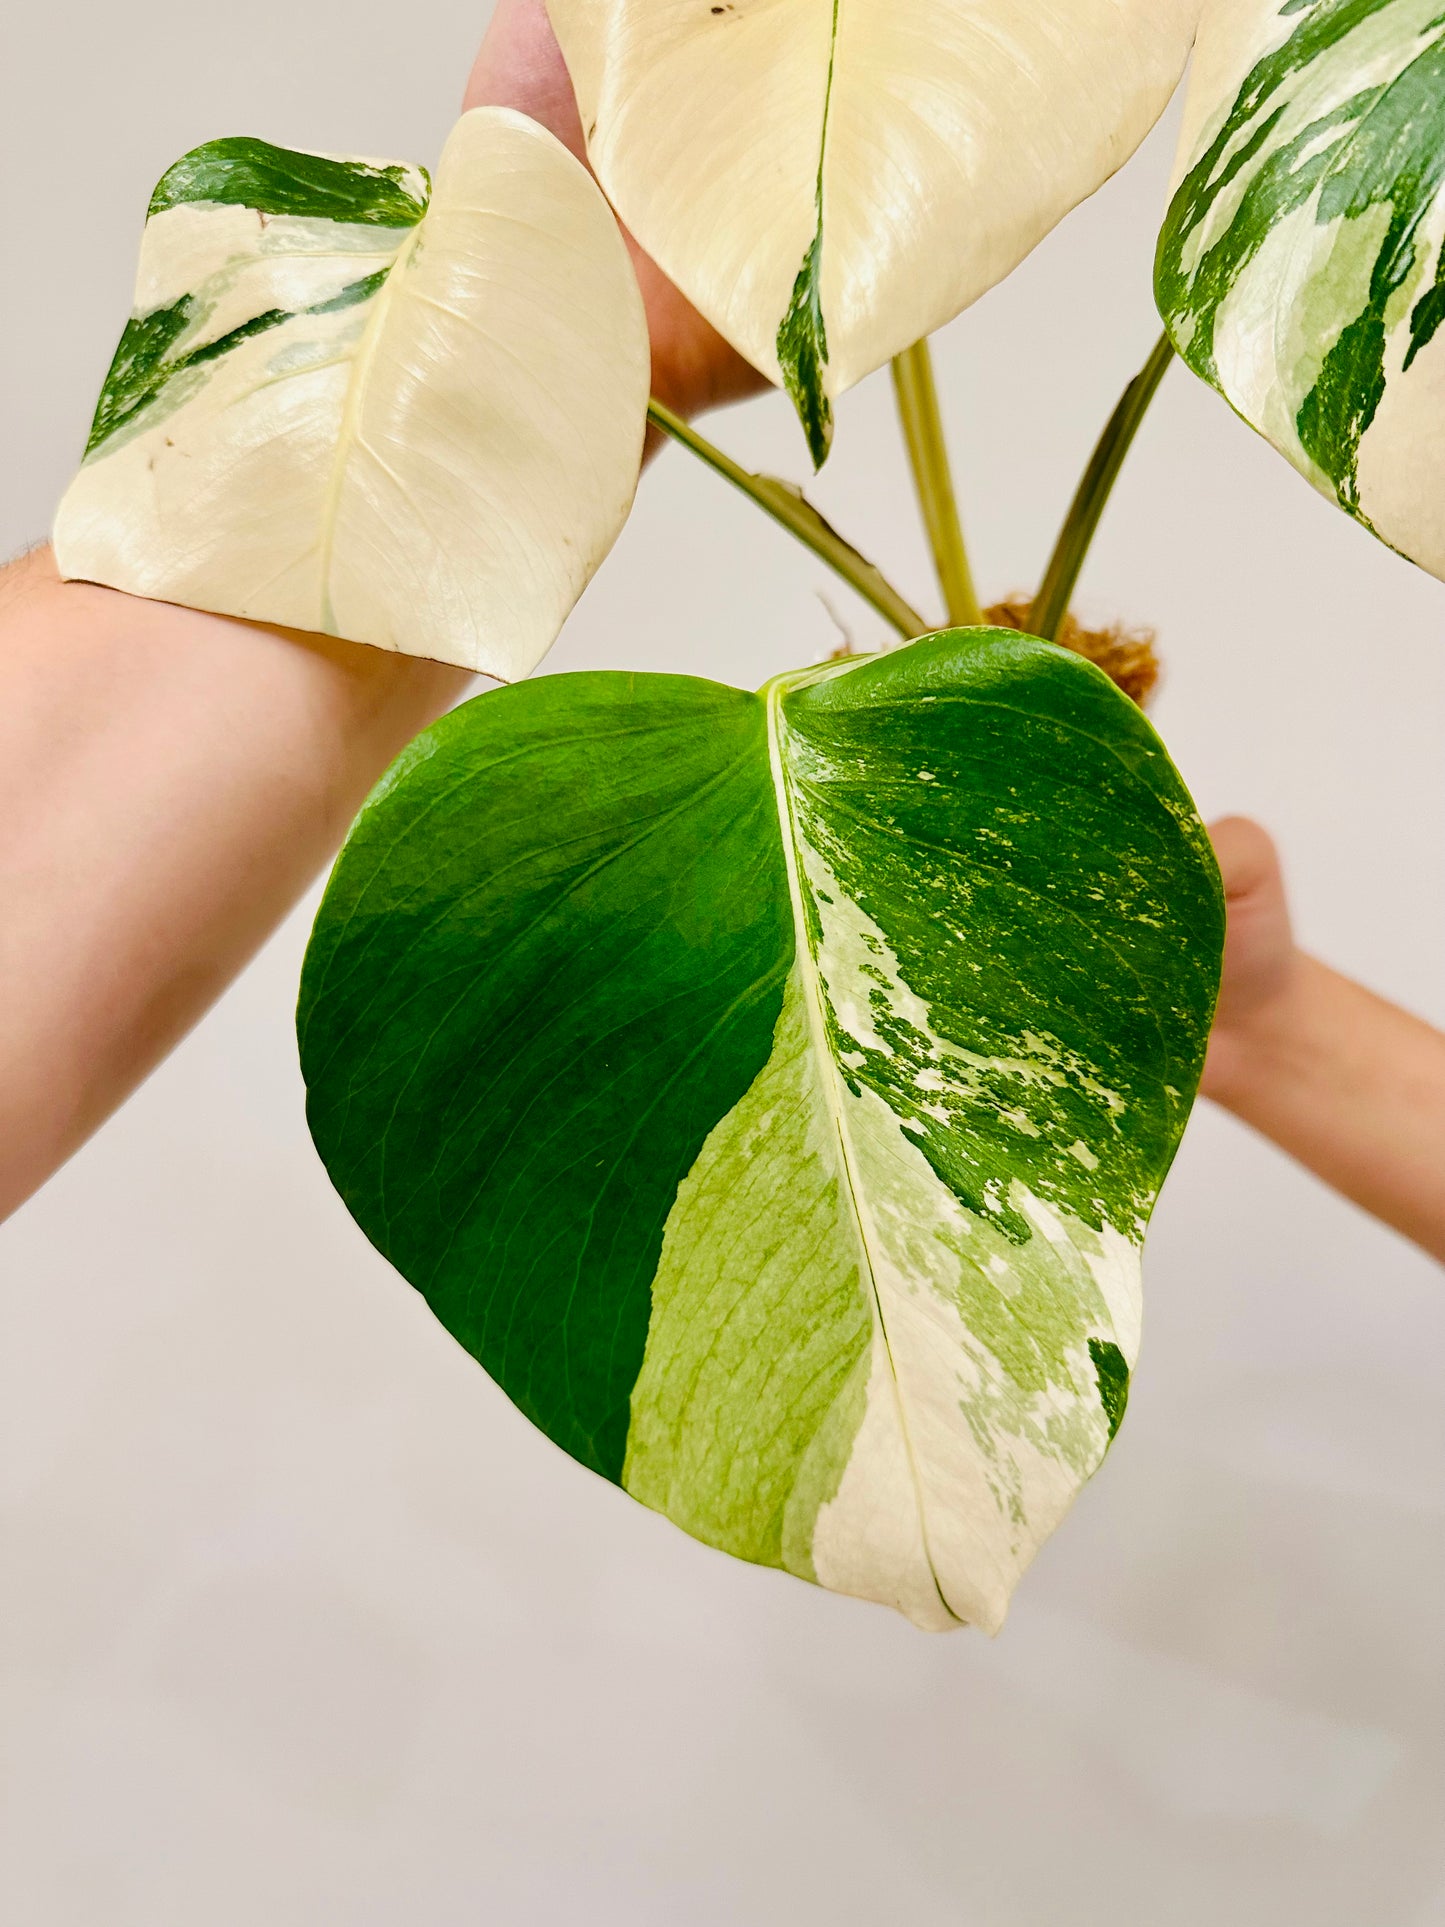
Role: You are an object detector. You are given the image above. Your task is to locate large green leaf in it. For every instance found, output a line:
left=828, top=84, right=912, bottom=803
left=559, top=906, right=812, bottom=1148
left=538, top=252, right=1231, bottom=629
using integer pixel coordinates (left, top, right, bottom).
left=545, top=0, right=1201, bottom=463
left=300, top=631, right=1222, bottom=1631
left=53, top=109, right=649, bottom=674
left=1158, top=0, right=1445, bottom=577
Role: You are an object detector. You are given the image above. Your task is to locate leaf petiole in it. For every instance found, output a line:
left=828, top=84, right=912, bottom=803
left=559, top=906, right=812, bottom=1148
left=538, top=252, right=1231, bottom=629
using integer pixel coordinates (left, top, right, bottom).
left=1032, top=332, right=1175, bottom=644
left=647, top=399, right=928, bottom=642
left=890, top=338, right=983, bottom=627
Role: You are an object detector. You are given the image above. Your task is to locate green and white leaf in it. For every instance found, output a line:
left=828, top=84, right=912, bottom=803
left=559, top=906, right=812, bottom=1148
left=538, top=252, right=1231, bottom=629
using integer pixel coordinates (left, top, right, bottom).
left=1158, top=0, right=1445, bottom=576
left=300, top=631, right=1221, bottom=1632
left=545, top=0, right=1201, bottom=463
left=54, top=109, right=649, bottom=675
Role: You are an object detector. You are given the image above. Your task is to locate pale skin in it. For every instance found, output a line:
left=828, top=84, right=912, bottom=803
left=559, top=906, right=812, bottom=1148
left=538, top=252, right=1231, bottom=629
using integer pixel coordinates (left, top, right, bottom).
left=0, top=2, right=1441, bottom=1262
left=1201, top=819, right=1445, bottom=1262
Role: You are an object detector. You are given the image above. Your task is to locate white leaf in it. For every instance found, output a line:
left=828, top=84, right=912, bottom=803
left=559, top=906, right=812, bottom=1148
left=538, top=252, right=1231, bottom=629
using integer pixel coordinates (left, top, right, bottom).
left=54, top=108, right=650, bottom=676
left=547, top=0, right=1200, bottom=460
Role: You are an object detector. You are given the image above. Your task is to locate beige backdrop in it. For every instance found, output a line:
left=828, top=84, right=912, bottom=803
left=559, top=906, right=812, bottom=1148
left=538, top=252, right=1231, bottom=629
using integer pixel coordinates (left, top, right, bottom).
left=3, top=4, right=1444, bottom=1922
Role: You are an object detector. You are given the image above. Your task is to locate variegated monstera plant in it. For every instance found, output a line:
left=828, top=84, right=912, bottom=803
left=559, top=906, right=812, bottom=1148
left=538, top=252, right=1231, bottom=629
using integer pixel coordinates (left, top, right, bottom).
left=54, top=0, right=1445, bottom=1631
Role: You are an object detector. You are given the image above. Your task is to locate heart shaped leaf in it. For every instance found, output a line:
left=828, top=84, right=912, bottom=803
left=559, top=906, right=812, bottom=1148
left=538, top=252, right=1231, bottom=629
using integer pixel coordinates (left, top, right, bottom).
left=1158, top=0, right=1445, bottom=578
left=54, top=108, right=649, bottom=674
left=546, top=0, right=1201, bottom=462
left=300, top=632, right=1221, bottom=1631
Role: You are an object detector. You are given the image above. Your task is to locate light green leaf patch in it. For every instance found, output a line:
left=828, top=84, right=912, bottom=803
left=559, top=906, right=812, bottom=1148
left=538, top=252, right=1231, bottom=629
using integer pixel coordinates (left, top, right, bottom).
left=300, top=631, right=1222, bottom=1631
left=1158, top=0, right=1445, bottom=579
left=54, top=110, right=649, bottom=675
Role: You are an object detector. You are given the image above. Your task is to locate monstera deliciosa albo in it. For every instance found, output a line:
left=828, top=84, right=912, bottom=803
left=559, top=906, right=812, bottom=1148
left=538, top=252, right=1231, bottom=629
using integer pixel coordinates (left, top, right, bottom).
left=52, top=0, right=1445, bottom=1627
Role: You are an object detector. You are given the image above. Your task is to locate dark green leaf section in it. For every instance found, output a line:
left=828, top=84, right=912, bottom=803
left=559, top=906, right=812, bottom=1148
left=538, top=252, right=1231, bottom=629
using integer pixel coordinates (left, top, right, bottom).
left=782, top=633, right=1222, bottom=1242
left=1156, top=0, right=1445, bottom=509
left=149, top=135, right=429, bottom=227
left=299, top=674, right=792, bottom=1483
left=777, top=227, right=833, bottom=470
left=1404, top=247, right=1445, bottom=368
left=776, top=0, right=840, bottom=469
left=1088, top=1339, right=1130, bottom=1442
left=85, top=268, right=389, bottom=456
left=85, top=296, right=195, bottom=454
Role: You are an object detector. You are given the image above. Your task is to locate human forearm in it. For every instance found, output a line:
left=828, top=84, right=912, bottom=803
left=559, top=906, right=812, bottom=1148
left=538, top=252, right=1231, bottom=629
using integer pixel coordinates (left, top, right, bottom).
left=0, top=548, right=469, bottom=1220
left=1205, top=949, right=1445, bottom=1262
left=0, top=0, right=757, bottom=1226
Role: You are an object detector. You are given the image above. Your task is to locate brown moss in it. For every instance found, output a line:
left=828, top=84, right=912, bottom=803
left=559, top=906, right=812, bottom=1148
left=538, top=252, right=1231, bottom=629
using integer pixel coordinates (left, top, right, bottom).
left=984, top=597, right=1161, bottom=710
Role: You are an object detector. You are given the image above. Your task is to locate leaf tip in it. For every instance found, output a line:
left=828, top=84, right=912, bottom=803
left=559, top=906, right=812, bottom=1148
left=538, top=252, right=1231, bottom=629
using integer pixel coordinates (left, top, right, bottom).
left=1087, top=1337, right=1130, bottom=1444
left=777, top=230, right=834, bottom=469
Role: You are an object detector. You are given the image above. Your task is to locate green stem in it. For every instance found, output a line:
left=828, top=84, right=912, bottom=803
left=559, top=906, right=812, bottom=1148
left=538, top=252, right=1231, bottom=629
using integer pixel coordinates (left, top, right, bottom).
left=1032, top=332, right=1175, bottom=644
left=890, top=338, right=983, bottom=627
left=647, top=399, right=927, bottom=642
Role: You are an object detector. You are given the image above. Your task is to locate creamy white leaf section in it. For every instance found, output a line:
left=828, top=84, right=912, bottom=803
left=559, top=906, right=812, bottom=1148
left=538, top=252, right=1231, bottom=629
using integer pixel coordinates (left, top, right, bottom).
left=54, top=108, right=649, bottom=674
left=624, top=670, right=1141, bottom=1634
left=1159, top=0, right=1445, bottom=576
left=547, top=0, right=1199, bottom=409
left=798, top=840, right=1140, bottom=1634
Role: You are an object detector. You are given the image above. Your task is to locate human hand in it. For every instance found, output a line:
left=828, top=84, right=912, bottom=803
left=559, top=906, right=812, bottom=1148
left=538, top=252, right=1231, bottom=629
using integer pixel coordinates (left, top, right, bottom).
left=1199, top=816, right=1301, bottom=1105
left=463, top=0, right=767, bottom=422
left=1197, top=815, right=1445, bottom=1260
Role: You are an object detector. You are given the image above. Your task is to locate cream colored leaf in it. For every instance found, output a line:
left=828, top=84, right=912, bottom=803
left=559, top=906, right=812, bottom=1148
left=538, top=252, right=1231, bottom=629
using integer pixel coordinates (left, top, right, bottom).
left=54, top=108, right=649, bottom=676
left=547, top=0, right=1200, bottom=461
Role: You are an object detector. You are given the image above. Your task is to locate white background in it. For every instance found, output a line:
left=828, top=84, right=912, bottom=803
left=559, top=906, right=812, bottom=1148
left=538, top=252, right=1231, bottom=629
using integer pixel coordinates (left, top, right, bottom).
left=3, top=4, right=1443, bottom=1921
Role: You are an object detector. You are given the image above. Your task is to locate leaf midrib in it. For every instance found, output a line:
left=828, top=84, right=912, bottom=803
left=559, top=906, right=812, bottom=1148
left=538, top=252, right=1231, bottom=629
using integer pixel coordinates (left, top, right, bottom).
left=764, top=674, right=960, bottom=1626
left=315, top=223, right=422, bottom=632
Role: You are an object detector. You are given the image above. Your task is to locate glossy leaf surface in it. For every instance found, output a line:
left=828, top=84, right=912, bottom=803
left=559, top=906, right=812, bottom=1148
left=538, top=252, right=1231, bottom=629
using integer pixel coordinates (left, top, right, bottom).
left=546, top=0, right=1200, bottom=462
left=54, top=109, right=649, bottom=673
left=300, top=632, right=1222, bottom=1631
left=1159, top=0, right=1445, bottom=578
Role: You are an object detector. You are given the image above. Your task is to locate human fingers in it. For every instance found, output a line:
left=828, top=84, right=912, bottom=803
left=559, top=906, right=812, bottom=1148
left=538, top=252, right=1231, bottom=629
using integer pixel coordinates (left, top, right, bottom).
left=1209, top=814, right=1285, bottom=911
left=462, top=0, right=585, bottom=161
left=1205, top=815, right=1298, bottom=1038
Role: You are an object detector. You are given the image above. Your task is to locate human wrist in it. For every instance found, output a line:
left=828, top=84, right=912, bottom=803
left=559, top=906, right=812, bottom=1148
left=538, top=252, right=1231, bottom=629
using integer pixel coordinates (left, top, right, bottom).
left=6, top=545, right=471, bottom=775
